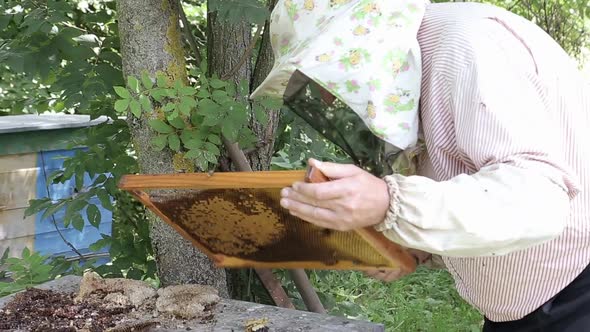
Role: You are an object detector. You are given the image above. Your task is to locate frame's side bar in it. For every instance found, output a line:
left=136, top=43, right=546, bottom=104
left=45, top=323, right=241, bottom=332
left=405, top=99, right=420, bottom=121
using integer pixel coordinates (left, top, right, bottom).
left=354, top=228, right=417, bottom=273
left=118, top=170, right=307, bottom=190
left=305, top=166, right=417, bottom=274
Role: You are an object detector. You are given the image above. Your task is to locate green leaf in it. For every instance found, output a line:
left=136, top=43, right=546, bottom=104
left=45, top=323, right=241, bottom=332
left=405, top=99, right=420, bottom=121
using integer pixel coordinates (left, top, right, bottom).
left=25, top=199, right=52, bottom=217
left=97, top=189, right=113, bottom=211
left=139, top=95, right=152, bottom=112
left=204, top=142, right=221, bottom=156
left=114, top=86, right=131, bottom=99
left=127, top=76, right=140, bottom=93
left=168, top=116, right=186, bottom=129
left=126, top=267, right=144, bottom=280
left=203, top=151, right=218, bottom=164
left=168, top=134, right=181, bottom=151
left=114, top=257, right=132, bottom=270
left=184, top=149, right=203, bottom=160
left=180, top=86, right=196, bottom=96
left=114, top=99, right=130, bottom=113
left=260, top=97, right=283, bottom=109
left=156, top=73, right=168, bottom=88
left=141, top=71, right=154, bottom=89
left=72, top=214, right=85, bottom=232
left=200, top=60, right=208, bottom=75
left=164, top=89, right=177, bottom=97
left=225, top=82, right=237, bottom=96
left=148, top=119, right=174, bottom=134
left=151, top=135, right=168, bottom=151
left=22, top=247, right=31, bottom=259
left=208, top=134, right=222, bottom=145
left=210, top=78, right=227, bottom=89
left=197, top=158, right=208, bottom=171
left=167, top=110, right=180, bottom=121
left=66, top=199, right=87, bottom=224
left=41, top=200, right=67, bottom=221
left=163, top=102, right=176, bottom=113
left=228, top=103, right=249, bottom=125
left=179, top=96, right=197, bottom=115
left=174, top=79, right=184, bottom=94
left=0, top=15, right=11, bottom=31
left=253, top=104, right=269, bottom=124
left=130, top=99, right=141, bottom=118
left=198, top=99, right=220, bottom=114
left=150, top=88, right=167, bottom=102
left=184, top=137, right=203, bottom=150
left=87, top=204, right=101, bottom=228
left=212, top=90, right=231, bottom=104
left=89, top=237, right=111, bottom=252
left=197, top=89, right=211, bottom=98
left=202, top=112, right=224, bottom=127
left=75, top=166, right=84, bottom=192
left=237, top=127, right=258, bottom=149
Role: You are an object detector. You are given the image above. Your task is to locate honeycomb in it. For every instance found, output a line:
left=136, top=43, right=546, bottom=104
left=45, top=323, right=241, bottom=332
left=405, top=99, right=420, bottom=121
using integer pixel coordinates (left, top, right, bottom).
left=149, top=188, right=394, bottom=270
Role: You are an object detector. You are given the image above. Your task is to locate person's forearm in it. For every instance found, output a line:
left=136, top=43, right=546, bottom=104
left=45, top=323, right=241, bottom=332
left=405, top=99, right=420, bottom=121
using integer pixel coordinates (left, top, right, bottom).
left=375, top=163, right=570, bottom=257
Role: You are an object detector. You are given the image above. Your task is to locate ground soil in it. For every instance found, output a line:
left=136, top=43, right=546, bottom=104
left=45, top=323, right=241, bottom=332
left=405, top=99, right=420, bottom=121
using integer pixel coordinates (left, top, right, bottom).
left=0, top=287, right=216, bottom=332
left=0, top=288, right=131, bottom=331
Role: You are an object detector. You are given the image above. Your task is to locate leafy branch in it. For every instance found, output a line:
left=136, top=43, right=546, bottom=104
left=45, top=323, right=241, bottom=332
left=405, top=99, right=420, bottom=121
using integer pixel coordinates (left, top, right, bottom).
left=113, top=65, right=282, bottom=171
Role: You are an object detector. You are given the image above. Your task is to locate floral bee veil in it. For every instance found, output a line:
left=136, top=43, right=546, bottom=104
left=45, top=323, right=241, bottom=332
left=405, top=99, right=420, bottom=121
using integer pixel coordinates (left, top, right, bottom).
left=250, top=0, right=426, bottom=176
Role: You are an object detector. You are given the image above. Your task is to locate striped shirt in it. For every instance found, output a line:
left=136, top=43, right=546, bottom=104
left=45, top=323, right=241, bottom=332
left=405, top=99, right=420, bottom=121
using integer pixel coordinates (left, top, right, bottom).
left=415, top=2, right=590, bottom=322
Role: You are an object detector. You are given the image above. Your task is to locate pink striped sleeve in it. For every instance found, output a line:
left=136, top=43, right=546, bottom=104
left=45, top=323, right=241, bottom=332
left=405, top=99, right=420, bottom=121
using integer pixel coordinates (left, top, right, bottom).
left=448, top=29, right=581, bottom=198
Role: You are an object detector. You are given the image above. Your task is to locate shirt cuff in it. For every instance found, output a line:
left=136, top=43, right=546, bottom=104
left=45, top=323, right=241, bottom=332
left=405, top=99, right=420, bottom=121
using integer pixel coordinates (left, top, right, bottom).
left=374, top=175, right=402, bottom=233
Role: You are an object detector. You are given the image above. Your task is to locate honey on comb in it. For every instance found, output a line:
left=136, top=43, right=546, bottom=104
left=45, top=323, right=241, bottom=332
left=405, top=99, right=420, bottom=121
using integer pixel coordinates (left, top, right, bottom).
left=179, top=193, right=285, bottom=255
left=150, top=188, right=392, bottom=268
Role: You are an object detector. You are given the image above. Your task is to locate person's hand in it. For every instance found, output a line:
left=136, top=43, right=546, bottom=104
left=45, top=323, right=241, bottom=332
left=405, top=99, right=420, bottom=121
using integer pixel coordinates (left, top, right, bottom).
left=365, top=249, right=431, bottom=282
left=364, top=268, right=409, bottom=282
left=279, top=158, right=390, bottom=231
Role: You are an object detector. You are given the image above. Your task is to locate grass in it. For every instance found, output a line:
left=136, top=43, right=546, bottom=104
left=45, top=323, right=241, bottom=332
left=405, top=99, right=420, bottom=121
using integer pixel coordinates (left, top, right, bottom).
left=307, top=267, right=484, bottom=332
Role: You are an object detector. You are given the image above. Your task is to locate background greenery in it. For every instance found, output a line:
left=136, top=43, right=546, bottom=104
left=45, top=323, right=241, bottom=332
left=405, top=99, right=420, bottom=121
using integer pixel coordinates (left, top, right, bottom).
left=0, top=0, right=587, bottom=331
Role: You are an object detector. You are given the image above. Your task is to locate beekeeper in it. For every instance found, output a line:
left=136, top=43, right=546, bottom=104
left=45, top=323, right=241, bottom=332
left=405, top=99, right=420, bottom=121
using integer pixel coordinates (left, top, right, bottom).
left=250, top=0, right=590, bottom=330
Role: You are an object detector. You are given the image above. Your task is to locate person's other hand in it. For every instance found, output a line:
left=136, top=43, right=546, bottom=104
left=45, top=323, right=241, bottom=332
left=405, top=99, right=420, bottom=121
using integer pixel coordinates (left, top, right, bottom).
left=364, top=268, right=410, bottom=282
left=365, top=249, right=431, bottom=282
left=279, top=158, right=390, bottom=231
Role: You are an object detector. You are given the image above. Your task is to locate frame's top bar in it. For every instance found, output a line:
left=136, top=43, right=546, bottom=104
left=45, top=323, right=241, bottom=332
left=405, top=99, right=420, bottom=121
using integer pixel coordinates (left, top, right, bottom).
left=118, top=170, right=308, bottom=190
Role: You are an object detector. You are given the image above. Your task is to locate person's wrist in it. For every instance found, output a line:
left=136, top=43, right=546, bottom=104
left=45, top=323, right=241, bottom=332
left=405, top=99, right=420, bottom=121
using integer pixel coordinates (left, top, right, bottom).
left=373, top=175, right=401, bottom=232
left=372, top=178, right=391, bottom=226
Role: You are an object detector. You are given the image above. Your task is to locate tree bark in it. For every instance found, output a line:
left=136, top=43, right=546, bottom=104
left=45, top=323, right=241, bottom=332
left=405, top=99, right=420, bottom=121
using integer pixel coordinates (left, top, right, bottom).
left=205, top=2, right=253, bottom=300
left=249, top=0, right=281, bottom=171
left=116, top=0, right=228, bottom=297
left=205, top=0, right=282, bottom=298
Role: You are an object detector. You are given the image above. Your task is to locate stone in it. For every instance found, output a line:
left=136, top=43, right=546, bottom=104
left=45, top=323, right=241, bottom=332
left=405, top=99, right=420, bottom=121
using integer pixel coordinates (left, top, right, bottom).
left=76, top=271, right=157, bottom=307
left=155, top=284, right=220, bottom=319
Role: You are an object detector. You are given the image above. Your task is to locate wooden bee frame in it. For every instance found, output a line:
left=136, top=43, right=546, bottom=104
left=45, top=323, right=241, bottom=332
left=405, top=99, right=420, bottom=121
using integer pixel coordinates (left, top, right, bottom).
left=118, top=169, right=416, bottom=273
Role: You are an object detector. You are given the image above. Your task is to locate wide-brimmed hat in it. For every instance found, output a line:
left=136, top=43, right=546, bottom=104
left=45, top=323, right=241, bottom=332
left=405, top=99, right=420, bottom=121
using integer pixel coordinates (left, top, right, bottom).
left=250, top=0, right=426, bottom=150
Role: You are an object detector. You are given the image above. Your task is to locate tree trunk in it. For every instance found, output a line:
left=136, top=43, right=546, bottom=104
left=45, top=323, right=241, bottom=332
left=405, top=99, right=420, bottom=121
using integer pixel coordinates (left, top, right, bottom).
left=249, top=0, right=280, bottom=170
left=116, top=0, right=229, bottom=297
left=205, top=0, right=281, bottom=298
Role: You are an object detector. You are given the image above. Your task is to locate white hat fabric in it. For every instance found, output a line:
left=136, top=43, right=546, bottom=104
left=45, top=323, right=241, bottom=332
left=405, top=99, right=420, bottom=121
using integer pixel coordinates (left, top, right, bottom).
left=251, top=0, right=426, bottom=150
